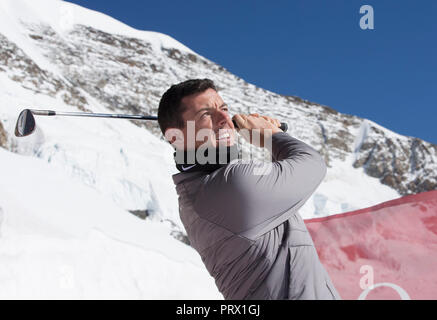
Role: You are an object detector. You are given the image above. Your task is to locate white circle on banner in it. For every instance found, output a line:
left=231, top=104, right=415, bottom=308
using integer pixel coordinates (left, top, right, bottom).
left=358, top=282, right=410, bottom=300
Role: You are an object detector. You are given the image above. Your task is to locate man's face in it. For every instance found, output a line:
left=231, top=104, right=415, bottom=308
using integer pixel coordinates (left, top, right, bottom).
left=174, top=88, right=236, bottom=150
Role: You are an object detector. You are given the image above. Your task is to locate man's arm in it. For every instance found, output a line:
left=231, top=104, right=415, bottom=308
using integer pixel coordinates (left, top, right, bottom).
left=216, top=131, right=326, bottom=240
left=194, top=114, right=326, bottom=240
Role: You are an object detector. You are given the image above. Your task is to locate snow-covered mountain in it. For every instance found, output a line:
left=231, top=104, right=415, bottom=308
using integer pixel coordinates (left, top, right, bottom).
left=0, top=0, right=435, bottom=298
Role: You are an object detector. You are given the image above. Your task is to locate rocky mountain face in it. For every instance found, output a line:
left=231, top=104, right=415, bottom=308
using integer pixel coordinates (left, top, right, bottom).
left=0, top=21, right=436, bottom=196
left=0, top=120, right=7, bottom=148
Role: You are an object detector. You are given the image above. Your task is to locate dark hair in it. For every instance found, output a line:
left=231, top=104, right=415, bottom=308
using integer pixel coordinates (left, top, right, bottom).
left=158, top=78, right=217, bottom=135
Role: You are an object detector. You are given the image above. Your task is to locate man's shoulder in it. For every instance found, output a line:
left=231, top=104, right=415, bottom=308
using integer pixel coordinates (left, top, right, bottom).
left=222, top=159, right=276, bottom=183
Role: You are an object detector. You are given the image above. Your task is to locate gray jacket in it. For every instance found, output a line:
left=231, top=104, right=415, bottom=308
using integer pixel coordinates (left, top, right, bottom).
left=172, top=132, right=341, bottom=300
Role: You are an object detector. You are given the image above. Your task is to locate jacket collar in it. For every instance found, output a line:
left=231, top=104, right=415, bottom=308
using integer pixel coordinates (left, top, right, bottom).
left=172, top=144, right=239, bottom=184
left=172, top=170, right=207, bottom=185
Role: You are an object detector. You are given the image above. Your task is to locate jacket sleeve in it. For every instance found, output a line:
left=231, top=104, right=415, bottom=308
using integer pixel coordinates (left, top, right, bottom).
left=208, top=132, right=327, bottom=240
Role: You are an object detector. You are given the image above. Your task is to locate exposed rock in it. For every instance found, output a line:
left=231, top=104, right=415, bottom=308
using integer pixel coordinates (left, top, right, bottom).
left=0, top=32, right=89, bottom=111
left=0, top=121, right=7, bottom=149
left=0, top=21, right=435, bottom=197
left=170, top=230, right=190, bottom=246
left=353, top=124, right=437, bottom=195
left=128, top=209, right=190, bottom=245
left=128, top=209, right=150, bottom=220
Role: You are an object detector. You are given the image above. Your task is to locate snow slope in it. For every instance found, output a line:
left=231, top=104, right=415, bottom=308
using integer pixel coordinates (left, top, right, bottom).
left=0, top=0, right=194, bottom=64
left=0, top=72, right=182, bottom=226
left=0, top=146, right=221, bottom=299
left=0, top=0, right=430, bottom=299
left=0, top=0, right=401, bottom=221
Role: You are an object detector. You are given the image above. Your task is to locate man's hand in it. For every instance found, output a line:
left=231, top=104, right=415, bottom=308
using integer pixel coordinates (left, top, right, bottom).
left=232, top=113, right=283, bottom=148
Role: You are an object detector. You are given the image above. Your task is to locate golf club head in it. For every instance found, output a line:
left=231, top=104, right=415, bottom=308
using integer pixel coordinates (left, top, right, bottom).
left=15, top=109, right=36, bottom=137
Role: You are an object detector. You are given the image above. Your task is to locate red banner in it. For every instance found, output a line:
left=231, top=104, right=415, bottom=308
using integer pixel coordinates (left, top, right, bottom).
left=305, top=190, right=437, bottom=300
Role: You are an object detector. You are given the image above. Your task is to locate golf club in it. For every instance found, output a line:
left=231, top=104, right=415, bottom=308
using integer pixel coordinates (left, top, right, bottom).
left=14, top=108, right=288, bottom=137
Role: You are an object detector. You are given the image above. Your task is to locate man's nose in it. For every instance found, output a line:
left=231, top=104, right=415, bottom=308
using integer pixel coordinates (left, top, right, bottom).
left=214, top=110, right=229, bottom=128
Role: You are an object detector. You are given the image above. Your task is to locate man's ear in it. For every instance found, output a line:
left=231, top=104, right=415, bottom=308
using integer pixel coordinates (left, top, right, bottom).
left=164, top=127, right=185, bottom=150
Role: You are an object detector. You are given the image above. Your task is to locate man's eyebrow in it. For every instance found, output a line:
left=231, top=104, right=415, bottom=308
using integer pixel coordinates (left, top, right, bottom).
left=194, top=103, right=228, bottom=116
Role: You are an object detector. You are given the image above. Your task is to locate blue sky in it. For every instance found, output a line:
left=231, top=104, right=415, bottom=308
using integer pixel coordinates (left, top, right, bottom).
left=68, top=0, right=437, bottom=144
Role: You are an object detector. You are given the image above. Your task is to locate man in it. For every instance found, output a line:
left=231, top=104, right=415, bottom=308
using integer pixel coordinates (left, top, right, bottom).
left=158, top=79, right=341, bottom=300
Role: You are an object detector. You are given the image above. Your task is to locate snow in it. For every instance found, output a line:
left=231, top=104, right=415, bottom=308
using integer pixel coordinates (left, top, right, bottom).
left=0, top=1, right=61, bottom=75
left=0, top=147, right=221, bottom=299
left=0, top=71, right=181, bottom=225
left=0, top=71, right=224, bottom=298
left=353, top=119, right=370, bottom=155
left=0, top=0, right=415, bottom=299
left=300, top=156, right=400, bottom=219
left=0, top=73, right=400, bottom=298
left=0, top=0, right=195, bottom=56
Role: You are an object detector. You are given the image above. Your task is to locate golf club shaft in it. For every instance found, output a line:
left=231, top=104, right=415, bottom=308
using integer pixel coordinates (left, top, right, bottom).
left=28, top=109, right=288, bottom=132
left=30, top=109, right=158, bottom=120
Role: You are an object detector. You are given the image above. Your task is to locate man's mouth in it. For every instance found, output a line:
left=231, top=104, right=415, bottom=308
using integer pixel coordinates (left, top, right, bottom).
left=217, top=132, right=230, bottom=141
left=215, top=129, right=234, bottom=144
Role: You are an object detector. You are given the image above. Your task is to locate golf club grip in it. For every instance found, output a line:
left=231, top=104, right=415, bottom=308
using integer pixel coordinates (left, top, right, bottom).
left=232, top=120, right=288, bottom=132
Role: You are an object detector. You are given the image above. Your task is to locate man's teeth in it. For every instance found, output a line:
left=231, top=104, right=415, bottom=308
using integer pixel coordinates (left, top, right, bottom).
left=217, top=133, right=230, bottom=140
